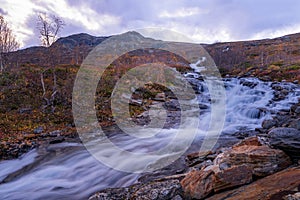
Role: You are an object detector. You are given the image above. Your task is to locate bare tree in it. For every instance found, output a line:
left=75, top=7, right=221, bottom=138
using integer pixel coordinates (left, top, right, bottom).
left=36, top=13, right=65, bottom=112
left=0, top=15, right=20, bottom=72
left=36, top=13, right=65, bottom=47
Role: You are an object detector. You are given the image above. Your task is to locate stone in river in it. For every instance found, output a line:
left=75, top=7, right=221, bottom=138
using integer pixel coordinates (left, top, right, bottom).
left=268, top=127, right=300, bottom=159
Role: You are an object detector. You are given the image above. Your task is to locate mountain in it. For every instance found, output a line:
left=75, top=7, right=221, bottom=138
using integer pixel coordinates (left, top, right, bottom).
left=54, top=33, right=109, bottom=48
left=1, top=31, right=300, bottom=82
left=2, top=33, right=109, bottom=67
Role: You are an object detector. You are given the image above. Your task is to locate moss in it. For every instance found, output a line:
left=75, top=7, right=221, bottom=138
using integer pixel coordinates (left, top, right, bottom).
left=286, top=65, right=300, bottom=70
left=271, top=61, right=284, bottom=66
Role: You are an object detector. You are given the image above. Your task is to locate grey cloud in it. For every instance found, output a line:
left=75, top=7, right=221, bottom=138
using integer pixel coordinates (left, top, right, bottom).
left=0, top=7, right=8, bottom=15
left=15, top=0, right=300, bottom=47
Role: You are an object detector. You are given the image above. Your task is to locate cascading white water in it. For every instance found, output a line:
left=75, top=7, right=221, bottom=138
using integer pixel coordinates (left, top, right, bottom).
left=0, top=60, right=299, bottom=200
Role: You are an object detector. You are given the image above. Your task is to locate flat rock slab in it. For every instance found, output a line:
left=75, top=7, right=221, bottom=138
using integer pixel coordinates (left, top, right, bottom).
left=206, top=166, right=300, bottom=200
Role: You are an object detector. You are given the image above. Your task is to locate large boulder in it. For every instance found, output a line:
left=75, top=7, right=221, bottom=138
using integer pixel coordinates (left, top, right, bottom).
left=180, top=169, right=215, bottom=199
left=181, top=137, right=292, bottom=199
left=268, top=127, right=300, bottom=159
left=288, top=118, right=300, bottom=130
left=181, top=164, right=253, bottom=199
left=213, top=164, right=253, bottom=192
left=262, top=119, right=277, bottom=129
left=214, top=137, right=291, bottom=177
left=206, top=166, right=300, bottom=200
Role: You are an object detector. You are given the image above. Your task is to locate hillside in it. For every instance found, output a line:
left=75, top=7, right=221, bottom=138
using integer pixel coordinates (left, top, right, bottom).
left=1, top=32, right=300, bottom=82
left=0, top=32, right=192, bottom=159
left=205, top=33, right=300, bottom=81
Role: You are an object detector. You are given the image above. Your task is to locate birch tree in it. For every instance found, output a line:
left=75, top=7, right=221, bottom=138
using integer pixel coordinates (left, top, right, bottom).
left=0, top=15, right=20, bottom=72
left=36, top=13, right=65, bottom=112
left=36, top=13, right=65, bottom=47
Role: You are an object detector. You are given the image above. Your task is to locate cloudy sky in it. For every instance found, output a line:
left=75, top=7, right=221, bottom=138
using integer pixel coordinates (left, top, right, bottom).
left=1, top=0, right=300, bottom=48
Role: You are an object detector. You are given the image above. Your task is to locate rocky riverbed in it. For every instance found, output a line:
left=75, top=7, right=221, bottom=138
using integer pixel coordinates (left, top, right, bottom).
left=90, top=100, right=300, bottom=200
left=0, top=127, right=79, bottom=160
left=0, top=76, right=299, bottom=200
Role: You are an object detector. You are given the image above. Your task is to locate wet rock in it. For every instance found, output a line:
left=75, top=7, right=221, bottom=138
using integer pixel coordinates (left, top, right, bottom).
left=260, top=76, right=271, bottom=81
left=198, top=104, right=209, bottom=110
left=138, top=158, right=187, bottom=184
left=281, top=89, right=289, bottom=95
left=273, top=90, right=286, bottom=101
left=181, top=169, right=215, bottom=200
left=255, top=127, right=268, bottom=133
left=268, top=127, right=300, bottom=159
left=49, top=137, right=65, bottom=144
left=190, top=160, right=214, bottom=171
left=210, top=135, right=241, bottom=151
left=181, top=138, right=271, bottom=199
left=33, top=126, right=43, bottom=134
left=89, top=179, right=183, bottom=200
left=131, top=179, right=183, bottom=200
left=49, top=130, right=61, bottom=137
left=288, top=119, right=300, bottom=130
left=171, top=195, right=183, bottom=200
left=185, top=151, right=214, bottom=167
left=206, top=166, right=300, bottom=200
left=213, top=164, right=253, bottom=192
left=240, top=80, right=258, bottom=88
left=181, top=164, right=253, bottom=199
left=214, top=139, right=291, bottom=177
left=19, top=108, right=32, bottom=114
left=153, top=93, right=166, bottom=101
left=272, top=83, right=284, bottom=91
left=164, top=99, right=180, bottom=110
left=244, top=107, right=266, bottom=119
left=232, top=130, right=260, bottom=139
left=89, top=187, right=131, bottom=200
left=283, top=192, right=300, bottom=200
left=233, top=136, right=262, bottom=147
left=291, top=105, right=300, bottom=114
left=262, top=119, right=277, bottom=129
left=273, top=114, right=292, bottom=127
left=271, top=83, right=291, bottom=101
left=0, top=139, right=37, bottom=160
left=129, top=99, right=143, bottom=106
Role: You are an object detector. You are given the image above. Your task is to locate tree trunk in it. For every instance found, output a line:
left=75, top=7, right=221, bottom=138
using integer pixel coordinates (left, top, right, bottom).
left=0, top=53, right=3, bottom=73
left=40, top=69, right=58, bottom=113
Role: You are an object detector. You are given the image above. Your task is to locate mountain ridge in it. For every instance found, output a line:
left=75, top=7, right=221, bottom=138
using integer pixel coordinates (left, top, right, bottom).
left=1, top=31, right=300, bottom=81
